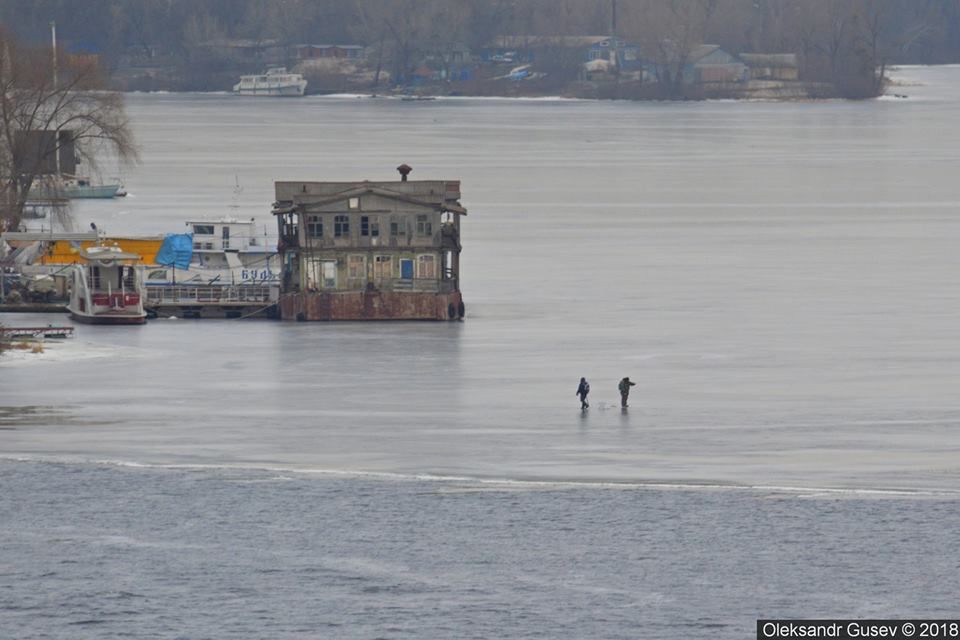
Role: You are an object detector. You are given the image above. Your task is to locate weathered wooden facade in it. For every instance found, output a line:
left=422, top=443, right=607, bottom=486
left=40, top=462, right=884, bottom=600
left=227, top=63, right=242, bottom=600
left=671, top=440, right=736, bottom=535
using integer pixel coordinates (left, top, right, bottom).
left=272, top=166, right=466, bottom=321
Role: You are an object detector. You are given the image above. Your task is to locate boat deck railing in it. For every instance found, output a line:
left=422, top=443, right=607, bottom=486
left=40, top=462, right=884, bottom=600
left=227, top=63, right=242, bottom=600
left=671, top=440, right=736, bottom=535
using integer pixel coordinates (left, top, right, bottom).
left=145, top=284, right=276, bottom=306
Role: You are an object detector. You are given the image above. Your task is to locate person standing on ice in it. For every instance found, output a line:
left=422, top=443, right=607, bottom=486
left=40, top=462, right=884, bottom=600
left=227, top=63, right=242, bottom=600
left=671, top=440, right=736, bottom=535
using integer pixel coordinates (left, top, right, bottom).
left=576, top=377, right=590, bottom=409
left=618, top=377, right=636, bottom=408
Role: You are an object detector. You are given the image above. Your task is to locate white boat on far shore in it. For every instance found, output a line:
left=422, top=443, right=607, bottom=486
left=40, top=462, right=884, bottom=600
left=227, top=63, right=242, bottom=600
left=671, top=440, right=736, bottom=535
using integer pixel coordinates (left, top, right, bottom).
left=233, top=67, right=307, bottom=97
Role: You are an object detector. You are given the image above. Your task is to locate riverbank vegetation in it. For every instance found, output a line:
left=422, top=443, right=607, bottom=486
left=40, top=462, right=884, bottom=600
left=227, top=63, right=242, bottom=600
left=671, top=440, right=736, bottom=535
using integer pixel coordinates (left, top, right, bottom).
left=0, top=1, right=958, bottom=99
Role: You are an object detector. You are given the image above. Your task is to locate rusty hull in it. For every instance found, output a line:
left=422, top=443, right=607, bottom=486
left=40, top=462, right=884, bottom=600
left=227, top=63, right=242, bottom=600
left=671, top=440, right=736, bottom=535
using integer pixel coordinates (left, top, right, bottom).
left=280, top=290, right=463, bottom=321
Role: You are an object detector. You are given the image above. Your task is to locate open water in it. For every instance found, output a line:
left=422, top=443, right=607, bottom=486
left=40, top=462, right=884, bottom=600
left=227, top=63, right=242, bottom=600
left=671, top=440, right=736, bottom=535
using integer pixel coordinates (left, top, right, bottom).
left=2, top=66, right=960, bottom=638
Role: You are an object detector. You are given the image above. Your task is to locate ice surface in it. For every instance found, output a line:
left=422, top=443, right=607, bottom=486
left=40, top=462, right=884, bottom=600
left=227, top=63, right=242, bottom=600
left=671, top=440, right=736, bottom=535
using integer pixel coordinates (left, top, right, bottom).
left=3, top=66, right=960, bottom=492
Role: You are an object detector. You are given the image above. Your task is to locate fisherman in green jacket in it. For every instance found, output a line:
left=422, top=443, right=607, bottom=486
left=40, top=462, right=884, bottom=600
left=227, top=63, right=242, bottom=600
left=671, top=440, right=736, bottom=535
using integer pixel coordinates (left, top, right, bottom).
left=618, top=377, right=636, bottom=408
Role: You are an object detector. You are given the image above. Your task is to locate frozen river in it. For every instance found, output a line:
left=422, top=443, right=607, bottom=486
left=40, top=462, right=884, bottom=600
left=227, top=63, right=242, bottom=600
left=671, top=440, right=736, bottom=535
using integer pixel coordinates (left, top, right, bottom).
left=2, top=66, right=960, bottom=638
left=4, top=66, right=960, bottom=491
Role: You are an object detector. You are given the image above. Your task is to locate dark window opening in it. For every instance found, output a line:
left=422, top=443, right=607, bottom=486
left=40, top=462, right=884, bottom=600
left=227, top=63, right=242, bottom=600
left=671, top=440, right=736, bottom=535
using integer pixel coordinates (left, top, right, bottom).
left=361, top=216, right=381, bottom=238
left=307, top=215, right=323, bottom=238
left=334, top=215, right=350, bottom=238
left=416, top=215, right=432, bottom=236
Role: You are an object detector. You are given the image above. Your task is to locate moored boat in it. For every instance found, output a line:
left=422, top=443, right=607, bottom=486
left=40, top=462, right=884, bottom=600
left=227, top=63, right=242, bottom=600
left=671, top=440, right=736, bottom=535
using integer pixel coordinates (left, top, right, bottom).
left=145, top=217, right=280, bottom=286
left=66, top=246, right=146, bottom=325
left=30, top=174, right=122, bottom=199
left=233, top=67, right=307, bottom=97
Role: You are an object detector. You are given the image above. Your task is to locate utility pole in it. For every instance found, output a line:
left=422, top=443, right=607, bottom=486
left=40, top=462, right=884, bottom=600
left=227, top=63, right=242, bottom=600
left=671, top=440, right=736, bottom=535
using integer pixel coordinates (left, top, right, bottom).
left=50, top=21, right=58, bottom=89
left=611, top=0, right=621, bottom=95
left=50, top=21, right=61, bottom=176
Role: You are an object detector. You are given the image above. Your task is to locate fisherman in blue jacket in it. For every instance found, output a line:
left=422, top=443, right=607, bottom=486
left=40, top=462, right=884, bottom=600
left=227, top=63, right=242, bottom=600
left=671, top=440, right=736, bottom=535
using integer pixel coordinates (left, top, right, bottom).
left=576, top=377, right=590, bottom=409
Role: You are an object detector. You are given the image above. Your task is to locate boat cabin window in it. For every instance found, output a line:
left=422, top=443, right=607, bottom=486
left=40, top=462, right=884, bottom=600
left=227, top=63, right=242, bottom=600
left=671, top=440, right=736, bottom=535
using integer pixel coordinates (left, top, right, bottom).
left=120, top=266, right=136, bottom=289
left=194, top=225, right=215, bottom=235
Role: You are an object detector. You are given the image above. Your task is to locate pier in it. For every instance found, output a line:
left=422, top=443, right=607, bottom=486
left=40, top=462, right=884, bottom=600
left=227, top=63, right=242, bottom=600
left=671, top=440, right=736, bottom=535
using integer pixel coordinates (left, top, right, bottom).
left=144, top=284, right=278, bottom=319
left=0, top=325, right=74, bottom=340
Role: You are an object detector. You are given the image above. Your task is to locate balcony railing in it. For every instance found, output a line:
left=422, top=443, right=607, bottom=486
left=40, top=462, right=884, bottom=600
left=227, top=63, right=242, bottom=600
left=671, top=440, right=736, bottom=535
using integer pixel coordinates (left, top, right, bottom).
left=310, top=279, right=457, bottom=294
left=382, top=278, right=456, bottom=293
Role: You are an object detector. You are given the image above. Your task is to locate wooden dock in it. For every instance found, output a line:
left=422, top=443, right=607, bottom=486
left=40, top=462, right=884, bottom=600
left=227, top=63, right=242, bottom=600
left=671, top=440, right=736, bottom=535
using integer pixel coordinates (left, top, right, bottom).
left=0, top=325, right=74, bottom=340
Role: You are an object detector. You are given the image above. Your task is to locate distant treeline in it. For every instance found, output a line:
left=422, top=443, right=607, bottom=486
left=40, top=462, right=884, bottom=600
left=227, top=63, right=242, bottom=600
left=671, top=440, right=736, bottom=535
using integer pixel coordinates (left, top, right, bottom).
left=2, top=0, right=959, bottom=96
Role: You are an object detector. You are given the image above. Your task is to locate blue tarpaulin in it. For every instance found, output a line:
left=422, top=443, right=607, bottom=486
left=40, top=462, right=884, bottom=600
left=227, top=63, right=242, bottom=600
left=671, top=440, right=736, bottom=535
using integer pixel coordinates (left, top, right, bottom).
left=155, top=233, right=193, bottom=270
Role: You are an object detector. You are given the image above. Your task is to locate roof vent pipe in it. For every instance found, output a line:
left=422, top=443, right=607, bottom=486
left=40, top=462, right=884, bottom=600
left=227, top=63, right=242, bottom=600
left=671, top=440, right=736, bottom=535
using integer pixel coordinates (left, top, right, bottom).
left=397, top=164, right=412, bottom=182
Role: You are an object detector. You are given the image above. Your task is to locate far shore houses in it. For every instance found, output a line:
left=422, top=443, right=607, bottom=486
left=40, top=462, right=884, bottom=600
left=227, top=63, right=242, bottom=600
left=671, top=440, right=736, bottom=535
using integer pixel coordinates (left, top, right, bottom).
left=272, top=165, right=466, bottom=321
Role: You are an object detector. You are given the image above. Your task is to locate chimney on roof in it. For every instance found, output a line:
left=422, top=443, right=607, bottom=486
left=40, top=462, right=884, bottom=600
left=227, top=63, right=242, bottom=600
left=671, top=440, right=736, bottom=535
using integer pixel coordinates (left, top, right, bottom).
left=397, top=163, right=412, bottom=182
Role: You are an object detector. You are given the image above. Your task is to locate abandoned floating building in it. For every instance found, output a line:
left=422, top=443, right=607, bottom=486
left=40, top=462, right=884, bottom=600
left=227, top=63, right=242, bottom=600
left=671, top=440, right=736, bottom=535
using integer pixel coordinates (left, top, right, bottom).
left=272, top=165, right=466, bottom=320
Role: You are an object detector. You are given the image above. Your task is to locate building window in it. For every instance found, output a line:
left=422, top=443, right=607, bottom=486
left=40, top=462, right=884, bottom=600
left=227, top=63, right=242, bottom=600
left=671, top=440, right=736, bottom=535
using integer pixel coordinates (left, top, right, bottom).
left=390, top=217, right=406, bottom=237
left=348, top=197, right=360, bottom=210
left=193, top=225, right=214, bottom=235
left=416, top=215, right=432, bottom=236
left=307, top=215, right=323, bottom=238
left=348, top=255, right=366, bottom=279
left=322, top=261, right=336, bottom=288
left=334, top=215, right=350, bottom=238
left=374, top=255, right=393, bottom=280
left=360, top=216, right=380, bottom=237
left=417, top=254, right=436, bottom=279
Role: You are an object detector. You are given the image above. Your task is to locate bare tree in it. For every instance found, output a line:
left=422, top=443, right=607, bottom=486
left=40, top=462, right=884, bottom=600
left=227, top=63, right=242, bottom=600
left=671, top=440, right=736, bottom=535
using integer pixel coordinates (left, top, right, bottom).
left=621, top=0, right=717, bottom=98
left=0, top=28, right=138, bottom=231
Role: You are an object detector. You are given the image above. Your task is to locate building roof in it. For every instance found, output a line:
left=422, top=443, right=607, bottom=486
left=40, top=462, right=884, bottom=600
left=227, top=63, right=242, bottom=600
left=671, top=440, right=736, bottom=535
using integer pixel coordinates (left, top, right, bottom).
left=293, top=44, right=365, bottom=50
left=687, top=44, right=745, bottom=67
left=197, top=38, right=282, bottom=49
left=688, top=45, right=722, bottom=63
left=739, top=53, right=799, bottom=68
left=488, top=35, right=613, bottom=49
left=274, top=180, right=466, bottom=215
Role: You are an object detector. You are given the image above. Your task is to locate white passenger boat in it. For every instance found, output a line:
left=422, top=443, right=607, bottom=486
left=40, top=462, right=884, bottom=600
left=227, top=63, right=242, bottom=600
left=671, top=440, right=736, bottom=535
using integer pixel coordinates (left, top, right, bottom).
left=233, top=67, right=307, bottom=96
left=144, top=218, right=280, bottom=286
left=66, top=246, right=146, bottom=324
